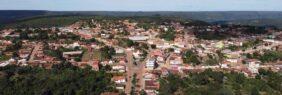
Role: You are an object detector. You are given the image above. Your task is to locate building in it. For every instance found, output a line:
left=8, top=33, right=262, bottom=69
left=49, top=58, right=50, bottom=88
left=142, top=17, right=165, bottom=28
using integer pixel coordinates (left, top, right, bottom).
left=112, top=65, right=126, bottom=73
left=245, top=59, right=261, bottom=74
left=146, top=58, right=156, bottom=69
left=112, top=76, right=126, bottom=84
left=62, top=51, right=83, bottom=61
left=129, top=36, right=149, bottom=41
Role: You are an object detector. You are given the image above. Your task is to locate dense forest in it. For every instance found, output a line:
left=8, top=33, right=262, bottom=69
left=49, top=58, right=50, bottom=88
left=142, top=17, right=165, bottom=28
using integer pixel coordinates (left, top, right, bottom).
left=0, top=62, right=115, bottom=95
left=159, top=69, right=282, bottom=95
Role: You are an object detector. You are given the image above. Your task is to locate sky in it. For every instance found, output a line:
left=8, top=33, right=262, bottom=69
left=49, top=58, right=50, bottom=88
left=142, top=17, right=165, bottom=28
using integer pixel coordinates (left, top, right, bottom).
left=0, top=0, right=281, bottom=11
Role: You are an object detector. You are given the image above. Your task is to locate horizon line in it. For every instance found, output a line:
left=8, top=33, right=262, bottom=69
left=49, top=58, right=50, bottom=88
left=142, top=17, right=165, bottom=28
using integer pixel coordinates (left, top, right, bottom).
left=1, top=9, right=282, bottom=12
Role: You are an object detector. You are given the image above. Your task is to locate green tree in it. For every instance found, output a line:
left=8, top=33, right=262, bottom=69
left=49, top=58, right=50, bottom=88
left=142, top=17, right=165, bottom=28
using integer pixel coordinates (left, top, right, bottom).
left=19, top=31, right=29, bottom=39
left=159, top=27, right=176, bottom=41
left=182, top=50, right=201, bottom=65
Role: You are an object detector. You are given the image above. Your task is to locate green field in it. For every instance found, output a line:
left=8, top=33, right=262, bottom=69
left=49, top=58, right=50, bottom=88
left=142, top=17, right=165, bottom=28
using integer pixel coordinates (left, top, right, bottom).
left=81, top=49, right=103, bottom=61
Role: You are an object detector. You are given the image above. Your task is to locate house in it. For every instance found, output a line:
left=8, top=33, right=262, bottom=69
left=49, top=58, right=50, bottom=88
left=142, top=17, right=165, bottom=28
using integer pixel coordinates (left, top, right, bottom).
left=101, top=33, right=111, bottom=39
left=91, top=60, right=99, bottom=71
left=112, top=76, right=126, bottom=84
left=76, top=29, right=93, bottom=39
left=67, top=42, right=80, bottom=49
left=156, top=42, right=171, bottom=49
left=101, top=92, right=119, bottom=95
left=215, top=41, right=224, bottom=49
left=226, top=58, right=238, bottom=63
left=156, top=56, right=165, bottom=64
left=143, top=73, right=157, bottom=81
left=115, top=48, right=125, bottom=54
left=133, top=50, right=143, bottom=59
left=18, top=48, right=32, bottom=59
left=115, top=84, right=125, bottom=91
left=82, top=60, right=99, bottom=71
left=101, top=60, right=114, bottom=66
left=145, top=80, right=160, bottom=95
left=173, top=48, right=181, bottom=54
left=245, top=59, right=261, bottom=74
left=129, top=36, right=149, bottom=41
left=169, top=56, right=183, bottom=65
left=160, top=68, right=169, bottom=77
left=62, top=51, right=83, bottom=61
left=112, top=65, right=126, bottom=73
left=221, top=49, right=240, bottom=58
left=277, top=45, right=282, bottom=51
left=59, top=27, right=74, bottom=32
left=146, top=58, right=156, bottom=69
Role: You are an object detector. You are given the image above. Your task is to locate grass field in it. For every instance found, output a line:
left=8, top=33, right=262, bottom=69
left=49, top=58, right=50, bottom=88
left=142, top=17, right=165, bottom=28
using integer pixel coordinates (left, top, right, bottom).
left=82, top=49, right=103, bottom=61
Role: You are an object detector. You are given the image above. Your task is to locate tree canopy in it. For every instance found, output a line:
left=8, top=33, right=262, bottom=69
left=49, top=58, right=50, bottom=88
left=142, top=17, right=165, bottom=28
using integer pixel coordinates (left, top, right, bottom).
left=159, top=69, right=282, bottom=95
left=0, top=63, right=115, bottom=95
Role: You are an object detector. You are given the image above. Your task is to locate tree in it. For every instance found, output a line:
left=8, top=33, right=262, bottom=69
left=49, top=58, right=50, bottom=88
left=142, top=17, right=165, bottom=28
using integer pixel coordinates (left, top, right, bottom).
left=19, top=31, right=29, bottom=39
left=12, top=52, right=19, bottom=58
left=38, top=30, right=49, bottom=40
left=100, top=46, right=116, bottom=60
left=182, top=50, right=201, bottom=65
left=159, top=69, right=282, bottom=95
left=159, top=27, right=176, bottom=41
left=0, top=64, right=114, bottom=95
left=251, top=87, right=260, bottom=95
left=151, top=44, right=156, bottom=49
left=140, top=89, right=147, bottom=95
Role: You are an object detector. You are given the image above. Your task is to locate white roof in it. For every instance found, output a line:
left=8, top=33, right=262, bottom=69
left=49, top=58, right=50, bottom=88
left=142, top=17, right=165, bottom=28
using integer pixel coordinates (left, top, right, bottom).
left=129, top=36, right=149, bottom=41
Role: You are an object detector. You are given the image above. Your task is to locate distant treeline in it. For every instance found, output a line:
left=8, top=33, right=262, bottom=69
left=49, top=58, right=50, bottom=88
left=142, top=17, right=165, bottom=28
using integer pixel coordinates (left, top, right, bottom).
left=2, top=15, right=200, bottom=29
left=2, top=11, right=282, bottom=29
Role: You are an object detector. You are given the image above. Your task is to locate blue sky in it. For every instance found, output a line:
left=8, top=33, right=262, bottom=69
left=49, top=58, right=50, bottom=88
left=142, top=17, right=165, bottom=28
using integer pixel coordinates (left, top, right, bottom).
left=0, top=0, right=281, bottom=11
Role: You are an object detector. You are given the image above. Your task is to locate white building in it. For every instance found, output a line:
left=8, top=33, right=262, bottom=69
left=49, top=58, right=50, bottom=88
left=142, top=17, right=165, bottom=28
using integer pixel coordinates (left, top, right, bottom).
left=129, top=36, right=149, bottom=41
left=112, top=65, right=126, bottom=73
left=246, top=59, right=261, bottom=74
left=146, top=58, right=156, bottom=69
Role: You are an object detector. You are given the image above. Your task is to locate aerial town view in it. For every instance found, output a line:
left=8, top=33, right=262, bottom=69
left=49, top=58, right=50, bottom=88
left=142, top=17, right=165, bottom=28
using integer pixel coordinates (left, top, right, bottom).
left=0, top=0, right=282, bottom=95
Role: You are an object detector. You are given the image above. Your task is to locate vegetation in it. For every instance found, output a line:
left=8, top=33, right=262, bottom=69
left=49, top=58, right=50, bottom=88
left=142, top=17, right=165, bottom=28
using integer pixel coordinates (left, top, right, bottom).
left=242, top=39, right=262, bottom=49
left=130, top=73, right=138, bottom=95
left=247, top=50, right=282, bottom=63
left=5, top=16, right=95, bottom=28
left=118, top=38, right=135, bottom=48
left=0, top=63, right=115, bottom=95
left=227, top=45, right=240, bottom=51
left=182, top=50, right=201, bottom=65
left=137, top=23, right=155, bottom=31
left=194, top=25, right=269, bottom=40
left=5, top=39, right=22, bottom=52
left=204, top=54, right=220, bottom=65
left=100, top=46, right=116, bottom=60
left=159, top=69, right=282, bottom=95
left=159, top=27, right=176, bottom=41
left=259, top=50, right=282, bottom=63
left=44, top=45, right=83, bottom=60
left=0, top=55, right=10, bottom=61
left=81, top=37, right=100, bottom=44
left=226, top=39, right=262, bottom=51
left=243, top=26, right=267, bottom=34
left=194, top=30, right=229, bottom=40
